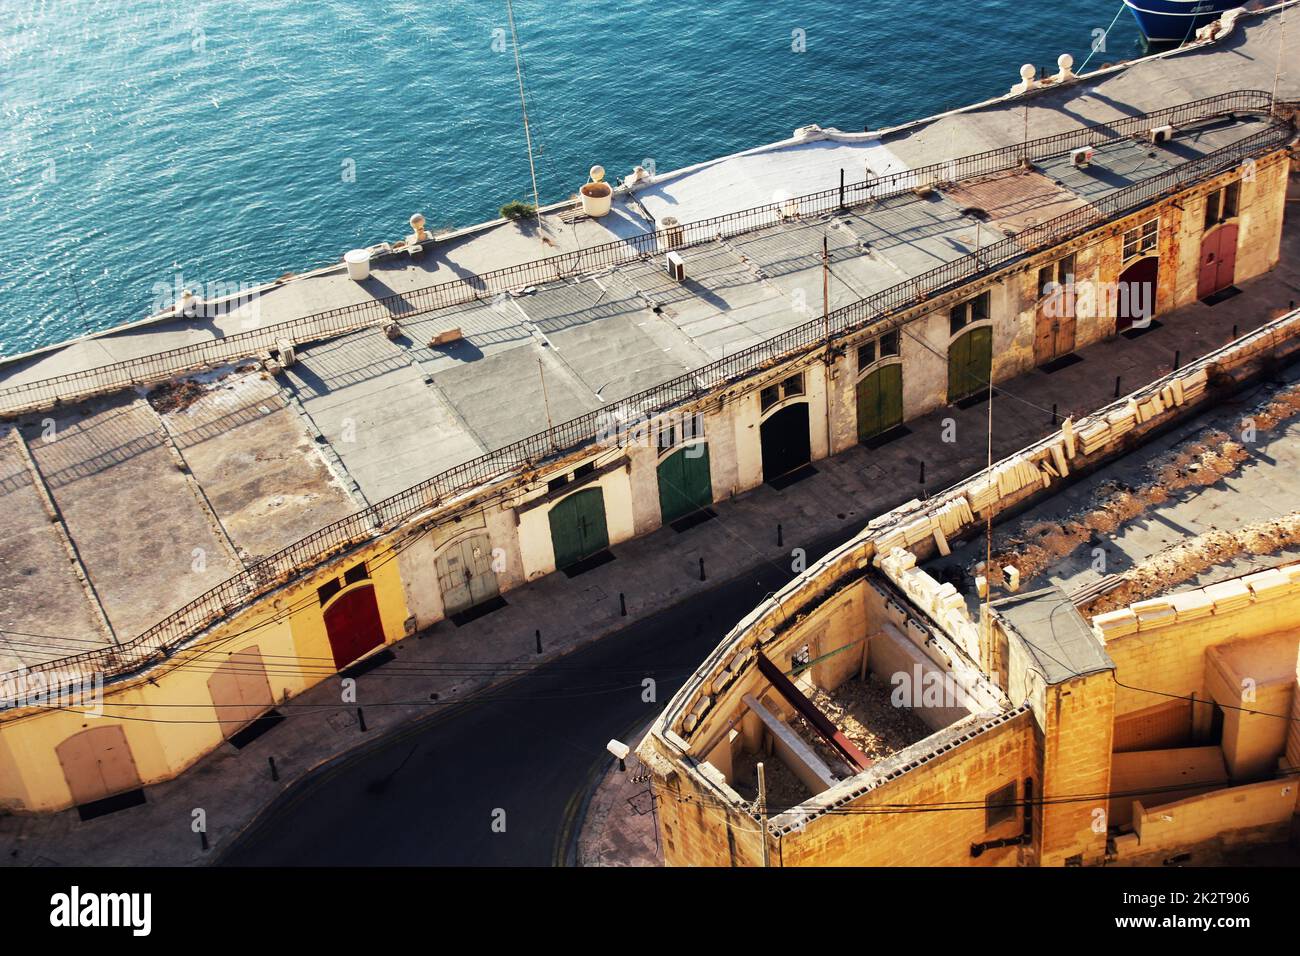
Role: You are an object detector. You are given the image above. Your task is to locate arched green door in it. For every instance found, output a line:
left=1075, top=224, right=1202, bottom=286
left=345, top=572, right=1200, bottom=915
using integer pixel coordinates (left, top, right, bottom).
left=548, top=488, right=609, bottom=569
left=657, top=444, right=713, bottom=524
left=856, top=363, right=903, bottom=442
left=948, top=326, right=992, bottom=403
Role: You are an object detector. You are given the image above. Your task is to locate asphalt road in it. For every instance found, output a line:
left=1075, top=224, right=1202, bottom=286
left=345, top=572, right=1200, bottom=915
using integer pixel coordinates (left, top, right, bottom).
left=220, top=524, right=853, bottom=866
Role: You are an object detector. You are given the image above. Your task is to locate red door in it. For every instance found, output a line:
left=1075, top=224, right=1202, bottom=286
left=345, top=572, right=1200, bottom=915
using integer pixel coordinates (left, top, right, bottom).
left=323, top=584, right=386, bottom=670
left=1116, top=257, right=1158, bottom=332
left=1197, top=223, right=1238, bottom=299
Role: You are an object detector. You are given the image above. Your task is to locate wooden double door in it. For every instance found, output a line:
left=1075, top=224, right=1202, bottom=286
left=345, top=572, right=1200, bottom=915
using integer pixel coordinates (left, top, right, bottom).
left=856, top=363, right=903, bottom=441
left=1197, top=223, right=1238, bottom=300
left=548, top=488, right=609, bottom=569
left=435, top=533, right=500, bottom=616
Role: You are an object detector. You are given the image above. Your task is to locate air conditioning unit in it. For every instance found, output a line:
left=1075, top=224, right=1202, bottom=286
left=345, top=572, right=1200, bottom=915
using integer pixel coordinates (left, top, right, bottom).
left=1148, top=125, right=1175, bottom=145
left=666, top=251, right=686, bottom=282
left=1070, top=147, right=1095, bottom=169
left=274, top=338, right=296, bottom=367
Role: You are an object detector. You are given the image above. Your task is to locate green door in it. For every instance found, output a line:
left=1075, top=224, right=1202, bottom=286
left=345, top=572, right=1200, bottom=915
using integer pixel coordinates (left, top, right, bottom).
left=657, top=444, right=713, bottom=524
left=856, top=363, right=903, bottom=442
left=548, top=488, right=610, bottom=569
left=948, top=326, right=992, bottom=403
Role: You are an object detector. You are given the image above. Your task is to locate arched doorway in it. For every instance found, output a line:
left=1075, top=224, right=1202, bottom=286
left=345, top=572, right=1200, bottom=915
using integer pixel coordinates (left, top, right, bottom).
left=856, top=363, right=903, bottom=442
left=1117, top=257, right=1158, bottom=332
left=760, top=403, right=811, bottom=482
left=435, top=533, right=500, bottom=617
left=657, top=443, right=713, bottom=524
left=948, top=326, right=992, bottom=403
left=1197, top=223, right=1238, bottom=300
left=548, top=487, right=609, bottom=569
left=323, top=583, right=386, bottom=670
left=56, top=725, right=142, bottom=807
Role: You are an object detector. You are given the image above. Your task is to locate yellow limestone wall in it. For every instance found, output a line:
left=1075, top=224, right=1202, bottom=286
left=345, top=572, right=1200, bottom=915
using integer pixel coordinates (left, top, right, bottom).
left=0, top=534, right=411, bottom=812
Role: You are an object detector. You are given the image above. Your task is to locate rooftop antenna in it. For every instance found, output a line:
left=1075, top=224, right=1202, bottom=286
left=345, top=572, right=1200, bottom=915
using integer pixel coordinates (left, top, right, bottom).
left=1273, top=3, right=1287, bottom=107
left=537, top=356, right=557, bottom=450
left=506, top=0, right=544, bottom=243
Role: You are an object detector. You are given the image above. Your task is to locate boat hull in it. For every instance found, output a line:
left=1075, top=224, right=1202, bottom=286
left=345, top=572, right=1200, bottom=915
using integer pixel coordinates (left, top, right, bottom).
left=1123, top=0, right=1236, bottom=44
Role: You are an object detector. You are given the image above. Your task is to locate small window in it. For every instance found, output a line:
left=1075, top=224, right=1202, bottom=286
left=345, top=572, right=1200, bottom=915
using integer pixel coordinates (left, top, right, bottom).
left=656, top=424, right=676, bottom=451
left=1203, top=190, right=1221, bottom=231
left=879, top=330, right=899, bottom=357
left=985, top=781, right=1017, bottom=829
left=547, top=475, right=570, bottom=494
left=573, top=462, right=595, bottom=480
left=1204, top=182, right=1240, bottom=230
left=762, top=375, right=804, bottom=412
left=950, top=291, right=990, bottom=335
left=317, top=578, right=341, bottom=605
left=1039, top=254, right=1076, bottom=300
left=344, top=562, right=368, bottom=586
left=1037, top=264, right=1055, bottom=300
left=1223, top=180, right=1240, bottom=220
left=857, top=340, right=876, bottom=370
left=1122, top=217, right=1159, bottom=263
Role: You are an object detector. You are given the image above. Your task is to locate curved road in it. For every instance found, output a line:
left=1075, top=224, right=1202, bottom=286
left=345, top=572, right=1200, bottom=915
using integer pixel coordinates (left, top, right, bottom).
left=219, top=532, right=850, bottom=866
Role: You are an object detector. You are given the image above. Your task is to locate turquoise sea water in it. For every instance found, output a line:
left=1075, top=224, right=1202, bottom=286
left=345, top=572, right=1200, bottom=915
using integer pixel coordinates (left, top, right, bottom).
left=0, top=0, right=1143, bottom=356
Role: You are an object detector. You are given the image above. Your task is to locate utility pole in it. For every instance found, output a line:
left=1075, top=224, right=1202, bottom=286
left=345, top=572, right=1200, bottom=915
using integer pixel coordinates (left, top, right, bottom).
left=538, top=357, right=556, bottom=450
left=822, top=235, right=830, bottom=345
left=757, top=761, right=771, bottom=868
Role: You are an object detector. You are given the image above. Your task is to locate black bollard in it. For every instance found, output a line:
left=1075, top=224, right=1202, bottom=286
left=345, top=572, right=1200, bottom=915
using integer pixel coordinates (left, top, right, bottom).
left=1114, top=375, right=1122, bottom=398
left=535, top=629, right=542, bottom=654
left=619, top=592, right=627, bottom=617
left=357, top=707, right=367, bottom=733
left=777, top=523, right=783, bottom=547
left=699, top=557, right=706, bottom=582
left=268, top=756, right=279, bottom=782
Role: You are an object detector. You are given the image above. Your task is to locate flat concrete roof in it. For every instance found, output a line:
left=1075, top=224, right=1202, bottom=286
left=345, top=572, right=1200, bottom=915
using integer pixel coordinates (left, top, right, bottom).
left=992, top=585, right=1116, bottom=684
left=1, top=6, right=1296, bottom=665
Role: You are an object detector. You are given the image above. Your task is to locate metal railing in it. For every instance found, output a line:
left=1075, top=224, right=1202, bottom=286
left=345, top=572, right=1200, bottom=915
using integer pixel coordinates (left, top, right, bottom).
left=1, top=92, right=1291, bottom=696
left=0, top=90, right=1276, bottom=417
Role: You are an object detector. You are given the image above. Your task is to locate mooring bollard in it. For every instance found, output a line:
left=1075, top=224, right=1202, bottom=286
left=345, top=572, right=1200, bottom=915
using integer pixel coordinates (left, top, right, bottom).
left=619, top=592, right=627, bottom=617
left=356, top=707, right=367, bottom=732
left=699, top=557, right=706, bottom=582
left=268, top=756, right=278, bottom=782
left=1114, top=375, right=1122, bottom=398
left=535, top=629, right=542, bottom=654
